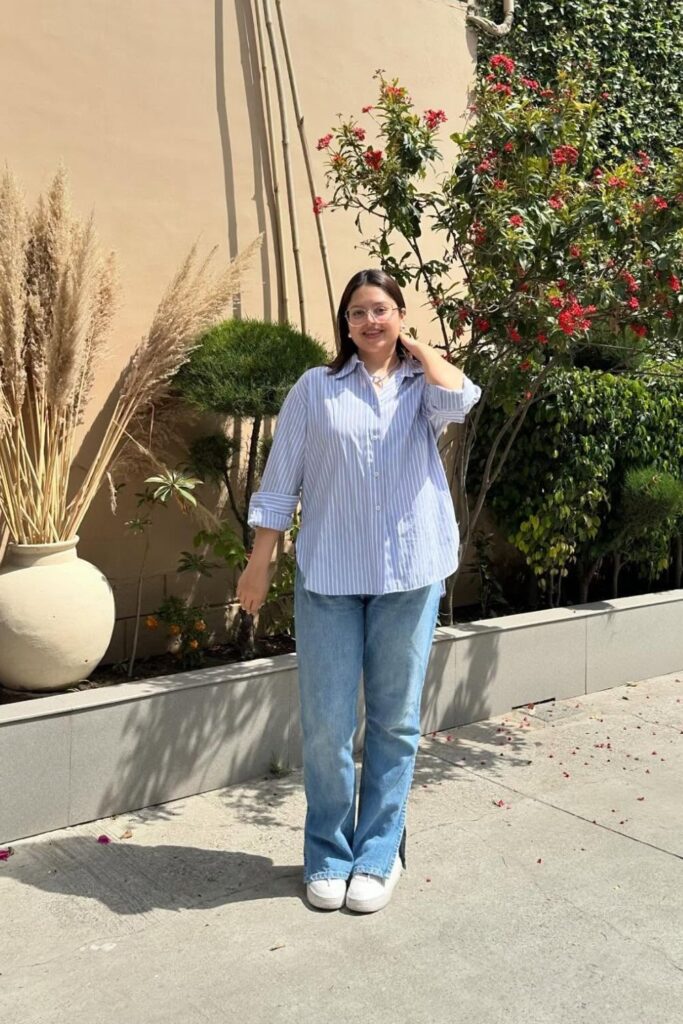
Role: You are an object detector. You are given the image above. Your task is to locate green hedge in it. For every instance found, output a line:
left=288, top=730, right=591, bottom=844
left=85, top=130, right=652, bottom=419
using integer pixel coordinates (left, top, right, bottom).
left=474, top=1, right=683, bottom=164
left=471, top=362, right=683, bottom=600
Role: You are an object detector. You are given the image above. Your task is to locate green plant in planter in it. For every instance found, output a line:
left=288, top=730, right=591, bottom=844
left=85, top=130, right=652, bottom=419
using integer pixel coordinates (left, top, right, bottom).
left=581, top=466, right=683, bottom=600
left=146, top=595, right=208, bottom=670
left=125, top=466, right=203, bottom=678
left=474, top=362, right=683, bottom=605
left=173, top=318, right=328, bottom=657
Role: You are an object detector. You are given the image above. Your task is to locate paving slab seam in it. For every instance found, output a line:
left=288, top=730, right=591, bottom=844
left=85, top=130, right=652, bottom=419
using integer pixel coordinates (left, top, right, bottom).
left=417, top=743, right=683, bottom=862
left=618, top=710, right=683, bottom=734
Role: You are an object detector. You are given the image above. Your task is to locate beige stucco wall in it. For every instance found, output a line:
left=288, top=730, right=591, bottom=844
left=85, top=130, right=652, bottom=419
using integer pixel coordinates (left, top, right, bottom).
left=0, top=0, right=476, bottom=660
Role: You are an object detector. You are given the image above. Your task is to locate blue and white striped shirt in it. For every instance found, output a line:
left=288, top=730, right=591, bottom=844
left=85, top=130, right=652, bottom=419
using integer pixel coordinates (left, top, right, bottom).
left=247, top=351, right=481, bottom=596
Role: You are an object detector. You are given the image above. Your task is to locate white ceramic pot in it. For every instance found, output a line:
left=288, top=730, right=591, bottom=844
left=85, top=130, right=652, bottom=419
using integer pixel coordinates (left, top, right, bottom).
left=0, top=537, right=115, bottom=692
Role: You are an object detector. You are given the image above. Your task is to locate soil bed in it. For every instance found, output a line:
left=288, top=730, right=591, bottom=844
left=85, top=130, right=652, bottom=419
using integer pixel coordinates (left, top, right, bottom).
left=0, top=634, right=297, bottom=705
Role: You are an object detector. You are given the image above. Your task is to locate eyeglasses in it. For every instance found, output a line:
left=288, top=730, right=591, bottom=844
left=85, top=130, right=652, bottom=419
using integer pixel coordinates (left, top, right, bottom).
left=345, top=304, right=400, bottom=325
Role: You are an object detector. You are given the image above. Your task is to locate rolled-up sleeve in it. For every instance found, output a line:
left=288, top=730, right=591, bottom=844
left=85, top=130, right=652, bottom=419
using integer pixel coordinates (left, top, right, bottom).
left=422, top=374, right=481, bottom=437
left=247, top=373, right=308, bottom=532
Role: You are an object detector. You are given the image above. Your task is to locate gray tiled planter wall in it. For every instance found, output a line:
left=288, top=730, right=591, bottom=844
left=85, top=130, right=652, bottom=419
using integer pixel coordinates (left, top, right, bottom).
left=2, top=591, right=682, bottom=844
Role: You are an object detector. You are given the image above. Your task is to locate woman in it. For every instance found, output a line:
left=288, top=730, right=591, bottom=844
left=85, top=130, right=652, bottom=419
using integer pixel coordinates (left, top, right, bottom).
left=237, top=268, right=481, bottom=913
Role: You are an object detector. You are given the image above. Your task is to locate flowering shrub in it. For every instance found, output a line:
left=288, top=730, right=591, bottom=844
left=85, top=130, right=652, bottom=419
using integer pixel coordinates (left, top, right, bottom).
left=318, top=60, right=683, bottom=618
left=473, top=0, right=683, bottom=164
left=146, top=596, right=208, bottom=669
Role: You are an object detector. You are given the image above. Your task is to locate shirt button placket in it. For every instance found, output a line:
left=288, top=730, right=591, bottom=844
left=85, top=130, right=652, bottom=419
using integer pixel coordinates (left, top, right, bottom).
left=371, top=425, right=381, bottom=510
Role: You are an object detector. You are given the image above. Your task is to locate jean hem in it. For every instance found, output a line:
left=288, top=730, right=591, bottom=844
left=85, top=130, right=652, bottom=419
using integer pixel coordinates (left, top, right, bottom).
left=305, top=870, right=351, bottom=883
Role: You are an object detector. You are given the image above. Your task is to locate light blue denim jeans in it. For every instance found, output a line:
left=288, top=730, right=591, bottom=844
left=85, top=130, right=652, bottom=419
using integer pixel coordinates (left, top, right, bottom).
left=294, top=566, right=441, bottom=884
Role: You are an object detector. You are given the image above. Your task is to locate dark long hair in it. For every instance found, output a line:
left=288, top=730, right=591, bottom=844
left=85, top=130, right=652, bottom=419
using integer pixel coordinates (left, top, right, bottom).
left=326, top=268, right=408, bottom=375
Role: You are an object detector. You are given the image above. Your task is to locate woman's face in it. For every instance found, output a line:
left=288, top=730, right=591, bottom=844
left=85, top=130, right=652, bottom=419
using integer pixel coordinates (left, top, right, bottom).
left=345, top=285, right=406, bottom=360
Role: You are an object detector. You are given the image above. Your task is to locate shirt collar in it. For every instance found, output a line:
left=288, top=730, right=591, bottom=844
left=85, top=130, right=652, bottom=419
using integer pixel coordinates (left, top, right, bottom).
left=333, top=351, right=424, bottom=380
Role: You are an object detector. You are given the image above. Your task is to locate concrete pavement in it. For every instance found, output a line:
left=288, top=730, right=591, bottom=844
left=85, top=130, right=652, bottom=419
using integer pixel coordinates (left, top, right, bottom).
left=2, top=672, right=682, bottom=1024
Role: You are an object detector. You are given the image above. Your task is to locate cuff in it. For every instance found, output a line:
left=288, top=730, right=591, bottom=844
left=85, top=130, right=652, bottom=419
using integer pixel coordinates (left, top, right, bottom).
left=248, top=492, right=300, bottom=532
left=424, top=376, right=481, bottom=421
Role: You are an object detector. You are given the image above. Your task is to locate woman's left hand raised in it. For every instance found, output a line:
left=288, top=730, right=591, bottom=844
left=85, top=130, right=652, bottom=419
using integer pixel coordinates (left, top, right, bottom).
left=397, top=332, right=434, bottom=365
left=398, top=331, right=465, bottom=389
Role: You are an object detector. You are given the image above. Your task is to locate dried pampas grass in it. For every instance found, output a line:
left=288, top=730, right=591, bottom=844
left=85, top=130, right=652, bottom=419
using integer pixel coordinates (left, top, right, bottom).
left=0, top=166, right=260, bottom=544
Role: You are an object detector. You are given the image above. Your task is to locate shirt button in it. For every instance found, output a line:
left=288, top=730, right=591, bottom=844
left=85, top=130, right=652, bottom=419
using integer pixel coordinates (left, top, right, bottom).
left=375, top=504, right=381, bottom=511
left=374, top=471, right=379, bottom=478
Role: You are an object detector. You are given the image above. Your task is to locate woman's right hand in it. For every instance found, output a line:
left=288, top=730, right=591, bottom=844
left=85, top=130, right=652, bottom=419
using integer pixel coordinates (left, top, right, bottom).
left=235, top=561, right=271, bottom=616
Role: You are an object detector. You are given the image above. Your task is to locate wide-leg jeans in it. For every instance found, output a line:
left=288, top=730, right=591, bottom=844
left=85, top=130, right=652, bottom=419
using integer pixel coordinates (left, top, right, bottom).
left=294, top=567, right=441, bottom=884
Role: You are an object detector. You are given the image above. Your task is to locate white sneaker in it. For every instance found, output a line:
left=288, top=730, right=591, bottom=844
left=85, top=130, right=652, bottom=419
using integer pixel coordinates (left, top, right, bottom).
left=306, top=877, right=347, bottom=910
left=345, top=855, right=402, bottom=914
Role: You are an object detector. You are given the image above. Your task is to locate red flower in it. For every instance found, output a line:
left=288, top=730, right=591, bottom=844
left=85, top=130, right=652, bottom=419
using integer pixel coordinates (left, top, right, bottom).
left=636, top=150, right=651, bottom=167
left=470, top=220, right=487, bottom=245
left=631, top=324, right=648, bottom=337
left=627, top=296, right=640, bottom=310
left=316, top=133, right=333, bottom=150
left=620, top=270, right=639, bottom=293
left=653, top=195, right=668, bottom=210
left=569, top=244, right=582, bottom=259
left=331, top=153, right=346, bottom=167
left=506, top=325, right=522, bottom=344
left=363, top=148, right=383, bottom=170
left=556, top=297, right=596, bottom=335
left=424, top=108, right=447, bottom=130
left=669, top=275, right=681, bottom=292
left=539, top=88, right=554, bottom=98
left=492, top=178, right=507, bottom=190
left=537, top=332, right=549, bottom=345
left=521, top=77, right=540, bottom=91
left=551, top=145, right=579, bottom=167
left=362, top=104, right=373, bottom=113
left=592, top=167, right=604, bottom=180
left=312, top=196, right=327, bottom=215
left=600, top=91, right=610, bottom=101
left=503, top=141, right=514, bottom=153
left=353, top=126, right=366, bottom=141
left=477, top=160, right=492, bottom=173
left=490, top=54, right=516, bottom=75
left=548, top=194, right=565, bottom=210
left=549, top=296, right=563, bottom=309
left=382, top=84, right=407, bottom=101
left=492, top=83, right=512, bottom=96
left=519, top=359, right=532, bottom=372
left=607, top=176, right=627, bottom=188
left=508, top=214, right=524, bottom=227
left=475, top=318, right=491, bottom=332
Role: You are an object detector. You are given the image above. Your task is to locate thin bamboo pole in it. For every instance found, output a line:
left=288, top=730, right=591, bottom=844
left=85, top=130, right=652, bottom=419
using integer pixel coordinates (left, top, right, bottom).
left=273, top=0, right=338, bottom=350
left=262, top=0, right=307, bottom=334
left=252, top=0, right=289, bottom=324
